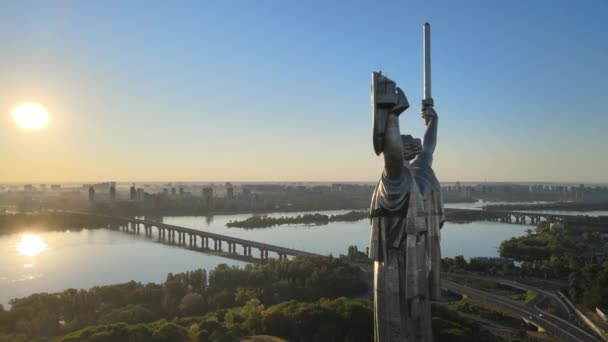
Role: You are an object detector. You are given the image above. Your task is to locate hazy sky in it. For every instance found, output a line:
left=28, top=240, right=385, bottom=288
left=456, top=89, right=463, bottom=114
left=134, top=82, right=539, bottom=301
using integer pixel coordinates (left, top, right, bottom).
left=1, top=0, right=606, bottom=183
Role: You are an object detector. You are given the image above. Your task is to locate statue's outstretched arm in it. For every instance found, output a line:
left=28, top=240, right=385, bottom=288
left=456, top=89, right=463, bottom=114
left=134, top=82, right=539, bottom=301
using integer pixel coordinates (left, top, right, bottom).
left=383, top=112, right=403, bottom=180
left=421, top=106, right=438, bottom=156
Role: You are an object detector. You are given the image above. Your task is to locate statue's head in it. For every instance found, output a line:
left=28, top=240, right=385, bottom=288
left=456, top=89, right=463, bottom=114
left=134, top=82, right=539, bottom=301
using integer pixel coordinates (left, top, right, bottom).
left=401, top=135, right=422, bottom=161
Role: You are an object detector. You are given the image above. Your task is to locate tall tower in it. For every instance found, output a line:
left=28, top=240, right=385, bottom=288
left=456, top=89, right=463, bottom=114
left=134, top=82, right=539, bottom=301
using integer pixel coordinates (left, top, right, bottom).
left=110, top=184, right=116, bottom=201
left=88, top=186, right=95, bottom=202
left=130, top=186, right=136, bottom=201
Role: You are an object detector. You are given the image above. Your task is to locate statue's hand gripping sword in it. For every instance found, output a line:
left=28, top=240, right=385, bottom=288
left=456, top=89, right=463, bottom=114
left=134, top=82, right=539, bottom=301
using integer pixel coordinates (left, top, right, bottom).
left=422, top=22, right=433, bottom=125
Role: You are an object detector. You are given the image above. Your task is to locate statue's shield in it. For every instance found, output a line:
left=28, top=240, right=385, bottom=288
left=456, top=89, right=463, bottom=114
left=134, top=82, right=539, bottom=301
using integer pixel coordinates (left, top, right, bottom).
left=371, top=72, right=408, bottom=155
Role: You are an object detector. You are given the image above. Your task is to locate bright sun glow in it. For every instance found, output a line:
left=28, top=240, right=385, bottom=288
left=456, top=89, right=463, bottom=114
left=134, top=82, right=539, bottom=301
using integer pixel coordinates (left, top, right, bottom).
left=11, top=102, right=50, bottom=130
left=16, top=234, right=48, bottom=257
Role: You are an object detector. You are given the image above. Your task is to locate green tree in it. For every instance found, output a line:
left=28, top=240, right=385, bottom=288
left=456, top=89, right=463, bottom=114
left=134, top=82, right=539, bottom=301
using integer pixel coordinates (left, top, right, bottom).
left=100, top=304, right=155, bottom=325
left=127, top=324, right=153, bottom=342
left=152, top=322, right=187, bottom=342
left=178, top=293, right=205, bottom=316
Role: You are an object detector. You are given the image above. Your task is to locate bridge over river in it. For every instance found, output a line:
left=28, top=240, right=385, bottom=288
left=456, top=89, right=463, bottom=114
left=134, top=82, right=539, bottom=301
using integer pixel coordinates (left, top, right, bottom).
left=445, top=208, right=607, bottom=225
left=52, top=211, right=323, bottom=262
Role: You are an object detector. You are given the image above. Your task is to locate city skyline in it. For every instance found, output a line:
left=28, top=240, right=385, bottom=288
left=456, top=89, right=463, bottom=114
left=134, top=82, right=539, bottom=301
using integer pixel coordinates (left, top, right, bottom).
left=1, top=0, right=607, bottom=183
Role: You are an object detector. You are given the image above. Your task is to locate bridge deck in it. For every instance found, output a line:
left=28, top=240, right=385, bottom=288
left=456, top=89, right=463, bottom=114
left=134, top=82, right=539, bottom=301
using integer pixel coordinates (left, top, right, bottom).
left=445, top=208, right=594, bottom=219
left=56, top=210, right=322, bottom=258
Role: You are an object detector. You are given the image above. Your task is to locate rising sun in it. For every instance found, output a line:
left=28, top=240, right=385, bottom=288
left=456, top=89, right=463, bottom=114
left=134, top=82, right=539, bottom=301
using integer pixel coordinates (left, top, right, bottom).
left=11, top=102, right=50, bottom=130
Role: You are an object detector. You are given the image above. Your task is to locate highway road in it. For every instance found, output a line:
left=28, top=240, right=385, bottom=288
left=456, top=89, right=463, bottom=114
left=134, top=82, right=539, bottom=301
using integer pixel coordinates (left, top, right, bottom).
left=443, top=280, right=601, bottom=342
left=445, top=274, right=574, bottom=316
left=445, top=273, right=606, bottom=338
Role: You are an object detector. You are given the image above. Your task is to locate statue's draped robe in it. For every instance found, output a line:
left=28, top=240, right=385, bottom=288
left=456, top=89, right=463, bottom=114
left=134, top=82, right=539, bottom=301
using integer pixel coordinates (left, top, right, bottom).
left=369, top=167, right=432, bottom=342
left=369, top=152, right=444, bottom=342
left=412, top=152, right=445, bottom=300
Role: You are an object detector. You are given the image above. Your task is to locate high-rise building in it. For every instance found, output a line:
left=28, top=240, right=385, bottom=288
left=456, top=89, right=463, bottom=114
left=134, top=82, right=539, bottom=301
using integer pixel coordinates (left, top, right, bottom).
left=130, top=186, right=136, bottom=201
left=110, top=184, right=116, bottom=201
left=202, top=187, right=213, bottom=203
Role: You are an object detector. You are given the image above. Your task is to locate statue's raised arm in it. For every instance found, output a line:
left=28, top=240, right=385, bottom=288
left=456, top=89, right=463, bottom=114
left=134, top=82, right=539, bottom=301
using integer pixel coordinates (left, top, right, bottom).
left=371, top=72, right=409, bottom=180
left=413, top=102, right=438, bottom=169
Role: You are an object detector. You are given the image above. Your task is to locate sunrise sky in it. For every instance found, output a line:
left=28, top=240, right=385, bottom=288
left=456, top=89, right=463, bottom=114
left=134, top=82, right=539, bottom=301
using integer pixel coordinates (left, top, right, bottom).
left=1, top=0, right=607, bottom=183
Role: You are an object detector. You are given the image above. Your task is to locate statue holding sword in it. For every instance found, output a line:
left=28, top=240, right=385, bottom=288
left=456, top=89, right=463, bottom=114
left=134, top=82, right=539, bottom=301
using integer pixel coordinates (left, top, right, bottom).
left=369, top=23, right=444, bottom=342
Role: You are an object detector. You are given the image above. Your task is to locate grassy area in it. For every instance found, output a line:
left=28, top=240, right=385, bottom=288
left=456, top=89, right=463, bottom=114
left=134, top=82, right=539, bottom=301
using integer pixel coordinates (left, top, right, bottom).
left=439, top=299, right=557, bottom=342
left=448, top=298, right=524, bottom=328
left=241, top=336, right=287, bottom=342
left=448, top=275, right=499, bottom=289
left=509, top=290, right=538, bottom=304
left=536, top=296, right=570, bottom=320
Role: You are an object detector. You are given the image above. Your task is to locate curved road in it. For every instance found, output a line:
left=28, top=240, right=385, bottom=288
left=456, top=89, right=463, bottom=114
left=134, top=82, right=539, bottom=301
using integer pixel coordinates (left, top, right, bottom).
left=444, top=280, right=600, bottom=341
left=446, top=273, right=606, bottom=338
left=446, top=274, right=575, bottom=317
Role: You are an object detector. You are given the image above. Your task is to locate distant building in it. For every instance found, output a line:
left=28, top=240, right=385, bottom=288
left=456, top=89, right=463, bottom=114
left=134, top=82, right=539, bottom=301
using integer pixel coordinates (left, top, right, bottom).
left=130, top=186, right=136, bottom=201
left=92, top=182, right=111, bottom=192
left=88, top=186, right=95, bottom=202
left=312, top=185, right=330, bottom=193
left=110, top=184, right=116, bottom=201
left=202, top=187, right=213, bottom=203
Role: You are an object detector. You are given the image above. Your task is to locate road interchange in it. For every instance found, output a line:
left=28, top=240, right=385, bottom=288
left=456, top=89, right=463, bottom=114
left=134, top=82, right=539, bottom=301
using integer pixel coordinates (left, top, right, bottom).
left=443, top=278, right=602, bottom=342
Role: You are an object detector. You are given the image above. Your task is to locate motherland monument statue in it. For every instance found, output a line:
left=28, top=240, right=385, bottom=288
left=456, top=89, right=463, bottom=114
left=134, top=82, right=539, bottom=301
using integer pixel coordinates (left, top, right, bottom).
left=369, top=23, right=444, bottom=342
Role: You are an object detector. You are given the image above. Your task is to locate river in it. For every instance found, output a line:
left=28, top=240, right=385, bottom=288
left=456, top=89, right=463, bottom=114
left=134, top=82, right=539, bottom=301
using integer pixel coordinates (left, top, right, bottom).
left=0, top=204, right=600, bottom=306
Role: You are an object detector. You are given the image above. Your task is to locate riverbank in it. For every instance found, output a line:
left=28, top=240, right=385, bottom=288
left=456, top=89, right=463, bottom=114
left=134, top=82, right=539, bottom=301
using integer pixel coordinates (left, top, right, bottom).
left=226, top=211, right=368, bottom=228
left=483, top=201, right=608, bottom=212
left=0, top=256, right=527, bottom=342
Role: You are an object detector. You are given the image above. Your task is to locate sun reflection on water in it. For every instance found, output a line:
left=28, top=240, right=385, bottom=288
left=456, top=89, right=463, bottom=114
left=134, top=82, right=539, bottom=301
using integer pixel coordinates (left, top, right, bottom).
left=16, top=234, right=48, bottom=257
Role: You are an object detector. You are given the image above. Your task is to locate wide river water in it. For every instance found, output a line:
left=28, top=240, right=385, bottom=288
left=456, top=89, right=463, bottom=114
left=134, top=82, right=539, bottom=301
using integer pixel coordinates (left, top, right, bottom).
left=1, top=202, right=605, bottom=306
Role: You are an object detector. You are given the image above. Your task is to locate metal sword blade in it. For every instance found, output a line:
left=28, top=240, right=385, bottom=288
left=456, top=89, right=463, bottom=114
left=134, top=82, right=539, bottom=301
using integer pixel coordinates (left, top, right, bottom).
left=423, top=23, right=431, bottom=101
